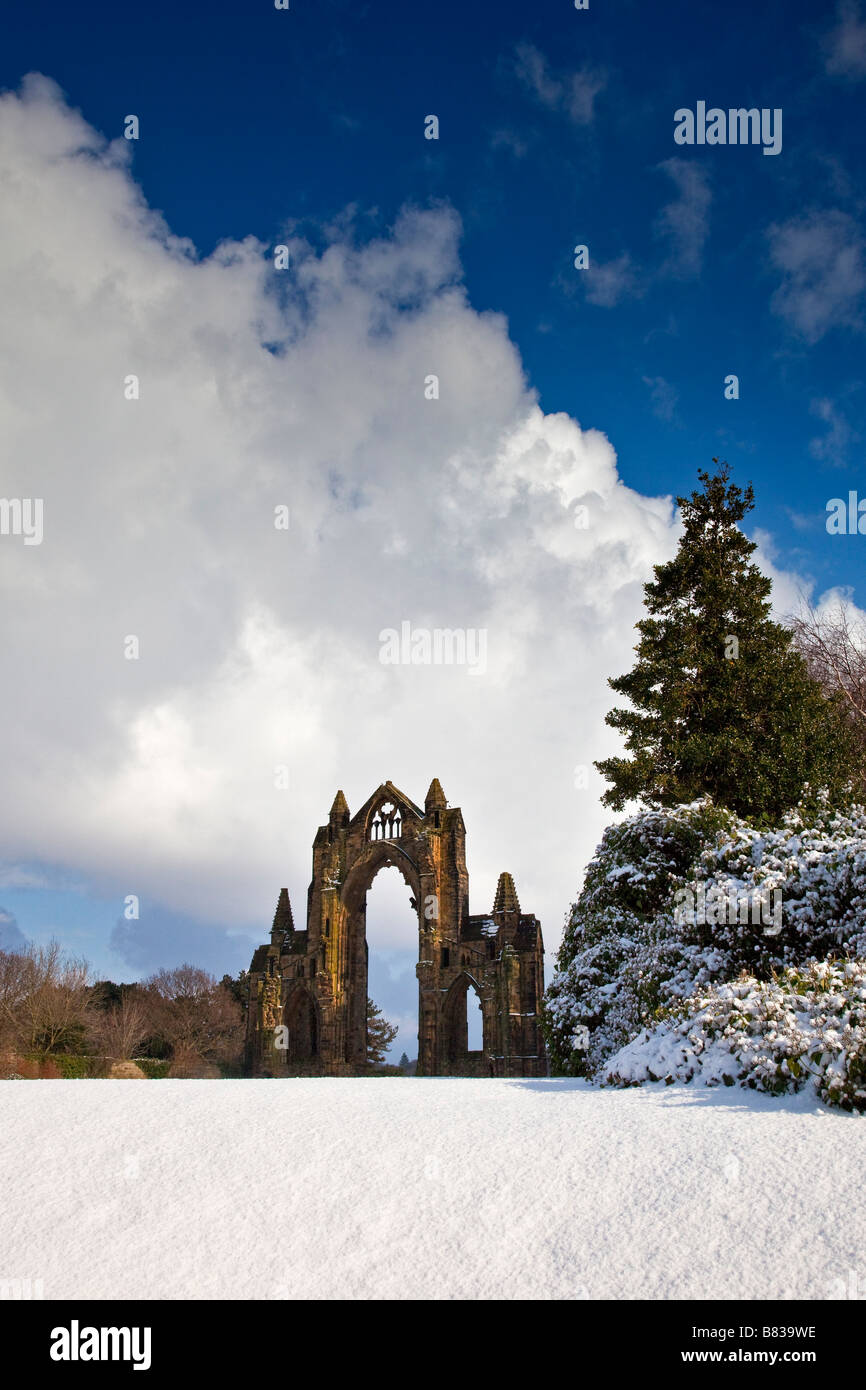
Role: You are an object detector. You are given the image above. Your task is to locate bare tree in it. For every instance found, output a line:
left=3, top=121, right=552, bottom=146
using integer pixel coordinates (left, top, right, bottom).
left=142, top=964, right=244, bottom=1070
left=0, top=947, right=39, bottom=1050
left=0, top=942, right=92, bottom=1054
left=23, top=944, right=91, bottom=1053
left=790, top=598, right=866, bottom=788
left=87, top=993, right=151, bottom=1060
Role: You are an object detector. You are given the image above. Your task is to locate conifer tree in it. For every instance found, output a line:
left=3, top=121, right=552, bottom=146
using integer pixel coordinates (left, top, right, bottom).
left=595, top=463, right=853, bottom=822
left=366, top=996, right=398, bottom=1069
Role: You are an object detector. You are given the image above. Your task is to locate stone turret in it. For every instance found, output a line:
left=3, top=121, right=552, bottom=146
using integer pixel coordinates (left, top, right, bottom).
left=492, top=872, right=520, bottom=924
left=270, top=887, right=295, bottom=947
left=424, top=778, right=447, bottom=813
left=329, top=789, right=350, bottom=827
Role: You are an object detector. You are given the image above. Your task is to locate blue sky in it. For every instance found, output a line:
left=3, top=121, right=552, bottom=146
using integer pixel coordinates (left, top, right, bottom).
left=1, top=0, right=864, bottom=1049
left=3, top=0, right=862, bottom=579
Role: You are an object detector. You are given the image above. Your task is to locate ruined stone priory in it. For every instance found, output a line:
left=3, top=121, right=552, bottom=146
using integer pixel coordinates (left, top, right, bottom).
left=245, top=779, right=547, bottom=1077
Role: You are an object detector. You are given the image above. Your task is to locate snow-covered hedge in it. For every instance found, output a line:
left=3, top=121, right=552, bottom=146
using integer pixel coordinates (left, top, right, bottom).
left=543, top=795, right=866, bottom=1082
left=602, top=961, right=866, bottom=1113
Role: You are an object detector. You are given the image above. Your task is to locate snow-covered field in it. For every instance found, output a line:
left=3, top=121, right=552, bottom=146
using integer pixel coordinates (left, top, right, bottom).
left=1, top=1078, right=861, bottom=1300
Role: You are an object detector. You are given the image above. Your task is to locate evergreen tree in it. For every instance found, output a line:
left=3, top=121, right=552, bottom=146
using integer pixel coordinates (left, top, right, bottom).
left=595, top=462, right=854, bottom=823
left=220, top=970, right=249, bottom=1015
left=366, top=997, right=398, bottom=1069
left=398, top=1051, right=411, bottom=1073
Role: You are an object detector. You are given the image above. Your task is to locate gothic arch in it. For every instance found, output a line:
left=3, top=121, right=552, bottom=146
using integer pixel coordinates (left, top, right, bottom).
left=337, top=839, right=424, bottom=1070
left=339, top=838, right=423, bottom=916
left=442, top=972, right=485, bottom=1064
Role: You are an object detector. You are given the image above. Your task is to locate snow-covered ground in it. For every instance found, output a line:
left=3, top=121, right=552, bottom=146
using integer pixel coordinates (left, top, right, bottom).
left=1, top=1078, right=861, bottom=1300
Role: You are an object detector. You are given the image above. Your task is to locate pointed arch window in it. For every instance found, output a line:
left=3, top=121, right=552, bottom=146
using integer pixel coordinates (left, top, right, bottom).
left=370, top=801, right=403, bottom=841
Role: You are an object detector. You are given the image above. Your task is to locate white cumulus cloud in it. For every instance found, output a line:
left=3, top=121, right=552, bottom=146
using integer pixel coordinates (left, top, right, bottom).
left=0, top=74, right=740, bottom=977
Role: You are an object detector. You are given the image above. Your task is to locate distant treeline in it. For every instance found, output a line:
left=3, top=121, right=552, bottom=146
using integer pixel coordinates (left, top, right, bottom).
left=0, top=941, right=248, bottom=1077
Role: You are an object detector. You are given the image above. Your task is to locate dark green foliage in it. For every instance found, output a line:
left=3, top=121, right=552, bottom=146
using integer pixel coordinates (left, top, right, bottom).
left=366, top=996, right=398, bottom=1069
left=52, top=1053, right=94, bottom=1078
left=131, top=1057, right=171, bottom=1079
left=90, top=980, right=125, bottom=1010
left=24, top=1052, right=99, bottom=1078
left=595, top=463, right=855, bottom=823
left=555, top=802, right=732, bottom=964
left=220, top=970, right=249, bottom=1014
left=543, top=803, right=730, bottom=1075
left=604, top=962, right=866, bottom=1113
left=90, top=979, right=147, bottom=1010
left=89, top=979, right=170, bottom=1055
left=543, top=796, right=866, bottom=1079
left=32, top=1020, right=90, bottom=1056
left=135, top=1032, right=172, bottom=1060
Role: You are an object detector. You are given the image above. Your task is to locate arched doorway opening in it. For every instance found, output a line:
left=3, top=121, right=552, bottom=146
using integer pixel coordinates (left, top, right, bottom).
left=443, top=973, right=485, bottom=1073
left=467, top=984, right=483, bottom=1051
left=363, top=864, right=418, bottom=1071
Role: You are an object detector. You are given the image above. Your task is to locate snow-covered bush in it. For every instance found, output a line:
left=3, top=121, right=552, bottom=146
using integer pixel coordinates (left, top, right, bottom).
left=543, top=794, right=866, bottom=1079
left=602, top=960, right=866, bottom=1113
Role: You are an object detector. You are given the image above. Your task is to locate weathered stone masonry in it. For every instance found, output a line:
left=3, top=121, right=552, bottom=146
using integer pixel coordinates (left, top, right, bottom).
left=245, top=779, right=547, bottom=1077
